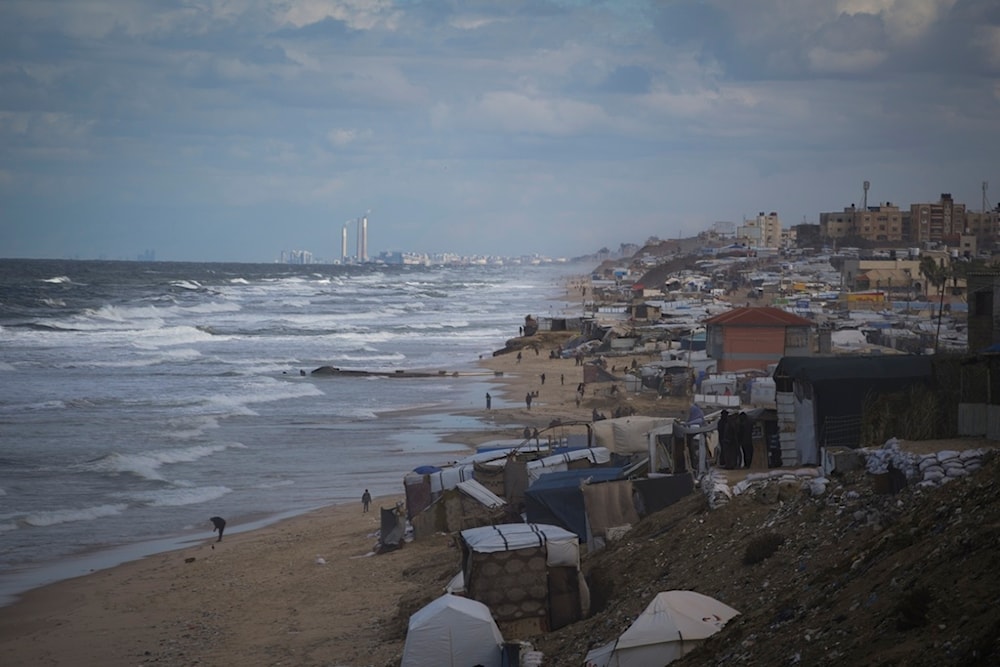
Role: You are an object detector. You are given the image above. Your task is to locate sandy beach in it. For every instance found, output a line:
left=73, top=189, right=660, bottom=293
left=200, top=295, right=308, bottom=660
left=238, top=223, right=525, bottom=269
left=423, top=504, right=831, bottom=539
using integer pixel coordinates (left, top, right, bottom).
left=0, top=330, right=681, bottom=666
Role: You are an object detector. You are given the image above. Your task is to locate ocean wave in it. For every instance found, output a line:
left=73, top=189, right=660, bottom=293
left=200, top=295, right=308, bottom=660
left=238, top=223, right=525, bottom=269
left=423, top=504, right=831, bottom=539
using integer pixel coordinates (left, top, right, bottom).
left=0, top=361, right=17, bottom=372
left=170, top=280, right=204, bottom=291
left=329, top=406, right=378, bottom=419
left=85, top=443, right=244, bottom=481
left=124, top=485, right=232, bottom=507
left=40, top=275, right=71, bottom=284
left=23, top=503, right=128, bottom=527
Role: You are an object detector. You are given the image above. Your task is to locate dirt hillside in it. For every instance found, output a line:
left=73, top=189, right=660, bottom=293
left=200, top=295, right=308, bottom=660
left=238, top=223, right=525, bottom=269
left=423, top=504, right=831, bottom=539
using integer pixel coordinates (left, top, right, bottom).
left=530, top=448, right=1000, bottom=666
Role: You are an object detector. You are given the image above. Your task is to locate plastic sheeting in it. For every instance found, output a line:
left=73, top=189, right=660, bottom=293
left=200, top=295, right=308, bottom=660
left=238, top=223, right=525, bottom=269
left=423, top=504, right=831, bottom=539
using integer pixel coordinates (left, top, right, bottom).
left=593, top=416, right=675, bottom=454
left=460, top=523, right=580, bottom=568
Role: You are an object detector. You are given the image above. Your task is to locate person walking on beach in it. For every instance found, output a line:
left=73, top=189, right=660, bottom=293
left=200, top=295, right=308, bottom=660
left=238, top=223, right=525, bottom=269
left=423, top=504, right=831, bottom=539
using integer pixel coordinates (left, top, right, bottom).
left=362, top=489, right=372, bottom=513
left=516, top=351, right=522, bottom=364
left=485, top=392, right=492, bottom=409
left=540, top=373, right=546, bottom=385
left=525, top=392, right=533, bottom=409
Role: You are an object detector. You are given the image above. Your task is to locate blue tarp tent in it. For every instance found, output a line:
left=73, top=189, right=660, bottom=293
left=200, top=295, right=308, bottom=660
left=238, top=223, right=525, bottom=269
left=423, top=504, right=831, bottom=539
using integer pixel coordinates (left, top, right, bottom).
left=523, top=468, right=624, bottom=542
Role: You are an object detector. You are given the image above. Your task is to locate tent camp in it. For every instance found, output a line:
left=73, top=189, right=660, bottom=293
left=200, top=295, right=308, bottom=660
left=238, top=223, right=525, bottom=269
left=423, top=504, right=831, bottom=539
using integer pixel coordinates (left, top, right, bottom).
left=401, top=594, right=504, bottom=667
left=584, top=590, right=739, bottom=667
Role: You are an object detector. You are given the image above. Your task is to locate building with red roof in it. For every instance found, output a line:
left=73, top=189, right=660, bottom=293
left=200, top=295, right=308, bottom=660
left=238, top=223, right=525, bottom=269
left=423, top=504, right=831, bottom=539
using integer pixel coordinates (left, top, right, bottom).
left=704, top=306, right=815, bottom=372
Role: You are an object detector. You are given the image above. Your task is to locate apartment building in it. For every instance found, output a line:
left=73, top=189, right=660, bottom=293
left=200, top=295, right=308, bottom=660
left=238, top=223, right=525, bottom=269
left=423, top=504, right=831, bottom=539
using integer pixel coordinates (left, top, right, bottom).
left=820, top=202, right=903, bottom=242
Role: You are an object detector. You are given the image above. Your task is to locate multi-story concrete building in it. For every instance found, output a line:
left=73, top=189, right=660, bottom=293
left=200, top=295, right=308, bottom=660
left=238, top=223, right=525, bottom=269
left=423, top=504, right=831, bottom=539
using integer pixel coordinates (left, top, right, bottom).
left=966, top=206, right=1000, bottom=245
left=738, top=212, right=781, bottom=248
left=820, top=202, right=903, bottom=242
left=910, top=193, right=967, bottom=244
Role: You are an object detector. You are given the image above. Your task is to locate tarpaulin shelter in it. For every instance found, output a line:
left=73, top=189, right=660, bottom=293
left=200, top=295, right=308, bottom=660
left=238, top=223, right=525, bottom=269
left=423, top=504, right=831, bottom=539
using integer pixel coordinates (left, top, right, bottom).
left=401, top=594, right=503, bottom=667
left=584, top=590, right=739, bottom=667
left=378, top=504, right=406, bottom=553
left=523, top=468, right=625, bottom=541
left=410, top=479, right=508, bottom=539
left=459, top=523, right=588, bottom=634
left=592, top=416, right=675, bottom=455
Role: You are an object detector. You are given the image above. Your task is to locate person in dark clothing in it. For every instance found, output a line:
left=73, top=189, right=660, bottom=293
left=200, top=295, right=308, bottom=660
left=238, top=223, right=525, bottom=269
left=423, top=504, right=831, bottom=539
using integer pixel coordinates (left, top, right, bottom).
left=716, top=410, right=729, bottom=467
left=722, top=414, right=741, bottom=469
left=485, top=392, right=492, bottom=409
left=738, top=412, right=753, bottom=468
left=210, top=516, right=226, bottom=542
left=362, top=489, right=372, bottom=513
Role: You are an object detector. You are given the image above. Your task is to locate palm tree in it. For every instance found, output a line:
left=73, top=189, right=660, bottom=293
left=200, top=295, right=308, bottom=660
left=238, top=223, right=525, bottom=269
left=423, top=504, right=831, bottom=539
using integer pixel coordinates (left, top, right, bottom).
left=918, top=256, right=952, bottom=354
left=919, top=256, right=947, bottom=298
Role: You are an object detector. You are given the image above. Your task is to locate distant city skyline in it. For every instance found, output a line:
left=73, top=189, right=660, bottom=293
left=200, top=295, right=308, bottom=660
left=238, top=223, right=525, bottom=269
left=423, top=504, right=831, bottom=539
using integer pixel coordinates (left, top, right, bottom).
left=2, top=1, right=997, bottom=262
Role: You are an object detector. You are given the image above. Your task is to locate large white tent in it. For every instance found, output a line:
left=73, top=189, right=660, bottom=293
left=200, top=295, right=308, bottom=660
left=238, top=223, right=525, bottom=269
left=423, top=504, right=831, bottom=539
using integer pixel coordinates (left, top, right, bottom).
left=584, top=590, right=739, bottom=667
left=401, top=594, right=504, bottom=667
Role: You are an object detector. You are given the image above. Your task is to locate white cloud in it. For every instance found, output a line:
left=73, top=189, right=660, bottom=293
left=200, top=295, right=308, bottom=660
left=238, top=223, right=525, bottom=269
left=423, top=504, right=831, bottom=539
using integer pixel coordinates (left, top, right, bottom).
left=326, top=128, right=371, bottom=146
left=837, top=0, right=958, bottom=45
left=472, top=91, right=608, bottom=135
left=278, top=0, right=401, bottom=31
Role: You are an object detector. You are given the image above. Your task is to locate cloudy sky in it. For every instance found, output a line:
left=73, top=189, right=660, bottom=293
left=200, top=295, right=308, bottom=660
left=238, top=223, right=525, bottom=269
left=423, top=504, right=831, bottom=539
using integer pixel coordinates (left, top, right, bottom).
left=2, top=0, right=998, bottom=262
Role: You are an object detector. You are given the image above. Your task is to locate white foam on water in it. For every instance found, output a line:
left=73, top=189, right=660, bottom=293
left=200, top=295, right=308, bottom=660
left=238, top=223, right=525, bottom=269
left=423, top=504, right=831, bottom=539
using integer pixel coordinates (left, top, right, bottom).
left=23, top=504, right=128, bottom=527
left=84, top=442, right=244, bottom=481
left=123, top=485, right=233, bottom=507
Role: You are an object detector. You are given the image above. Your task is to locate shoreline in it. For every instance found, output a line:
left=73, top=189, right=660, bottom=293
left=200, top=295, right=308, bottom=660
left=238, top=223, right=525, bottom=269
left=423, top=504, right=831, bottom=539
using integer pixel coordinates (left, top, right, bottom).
left=0, top=310, right=690, bottom=665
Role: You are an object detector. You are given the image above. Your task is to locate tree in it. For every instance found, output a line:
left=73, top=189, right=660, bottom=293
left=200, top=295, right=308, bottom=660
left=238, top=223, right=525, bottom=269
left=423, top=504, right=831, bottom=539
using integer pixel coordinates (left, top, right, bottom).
left=919, top=256, right=947, bottom=298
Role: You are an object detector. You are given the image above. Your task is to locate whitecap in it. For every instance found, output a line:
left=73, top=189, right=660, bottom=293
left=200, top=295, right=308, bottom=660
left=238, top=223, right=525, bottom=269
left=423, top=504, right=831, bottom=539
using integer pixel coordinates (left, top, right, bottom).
left=23, top=503, right=128, bottom=527
left=124, top=485, right=232, bottom=507
left=40, top=275, right=71, bottom=284
left=84, top=443, right=243, bottom=481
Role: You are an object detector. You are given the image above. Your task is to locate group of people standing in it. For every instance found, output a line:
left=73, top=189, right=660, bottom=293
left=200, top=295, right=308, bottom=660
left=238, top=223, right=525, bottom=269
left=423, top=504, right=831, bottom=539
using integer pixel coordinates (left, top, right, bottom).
left=717, top=409, right=754, bottom=469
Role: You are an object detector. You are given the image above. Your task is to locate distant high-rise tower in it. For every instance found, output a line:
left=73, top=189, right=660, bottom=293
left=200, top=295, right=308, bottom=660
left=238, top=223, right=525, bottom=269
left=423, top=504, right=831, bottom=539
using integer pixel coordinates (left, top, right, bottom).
left=341, top=223, right=349, bottom=263
left=356, top=217, right=363, bottom=261
left=361, top=214, right=368, bottom=262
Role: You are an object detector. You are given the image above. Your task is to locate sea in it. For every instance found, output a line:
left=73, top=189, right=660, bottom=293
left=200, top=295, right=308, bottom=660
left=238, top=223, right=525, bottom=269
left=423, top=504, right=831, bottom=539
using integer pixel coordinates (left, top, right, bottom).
left=0, top=257, right=583, bottom=606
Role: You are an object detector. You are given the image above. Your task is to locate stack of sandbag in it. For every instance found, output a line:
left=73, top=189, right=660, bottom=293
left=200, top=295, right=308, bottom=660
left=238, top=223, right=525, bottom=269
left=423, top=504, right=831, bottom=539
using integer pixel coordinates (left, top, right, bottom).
left=861, top=437, right=919, bottom=480
left=858, top=438, right=990, bottom=489
left=914, top=449, right=986, bottom=488
left=730, top=468, right=829, bottom=498
left=701, top=469, right=732, bottom=509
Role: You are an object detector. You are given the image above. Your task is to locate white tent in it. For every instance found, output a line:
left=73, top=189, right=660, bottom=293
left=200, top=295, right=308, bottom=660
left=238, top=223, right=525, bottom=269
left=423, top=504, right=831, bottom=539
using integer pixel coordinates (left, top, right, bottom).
left=401, top=594, right=504, bottom=667
left=584, top=590, right=739, bottom=667
left=592, top=416, right=674, bottom=454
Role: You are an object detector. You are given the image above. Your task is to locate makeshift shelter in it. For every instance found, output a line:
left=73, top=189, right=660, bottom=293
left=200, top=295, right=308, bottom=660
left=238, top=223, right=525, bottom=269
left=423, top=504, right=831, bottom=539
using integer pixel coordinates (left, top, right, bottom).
left=593, top=416, right=675, bottom=455
left=584, top=590, right=740, bottom=667
left=523, top=468, right=625, bottom=542
left=773, top=355, right=933, bottom=465
left=459, top=523, right=588, bottom=634
left=403, top=464, right=475, bottom=519
left=410, top=479, right=509, bottom=539
left=378, top=504, right=406, bottom=553
left=401, top=594, right=504, bottom=667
